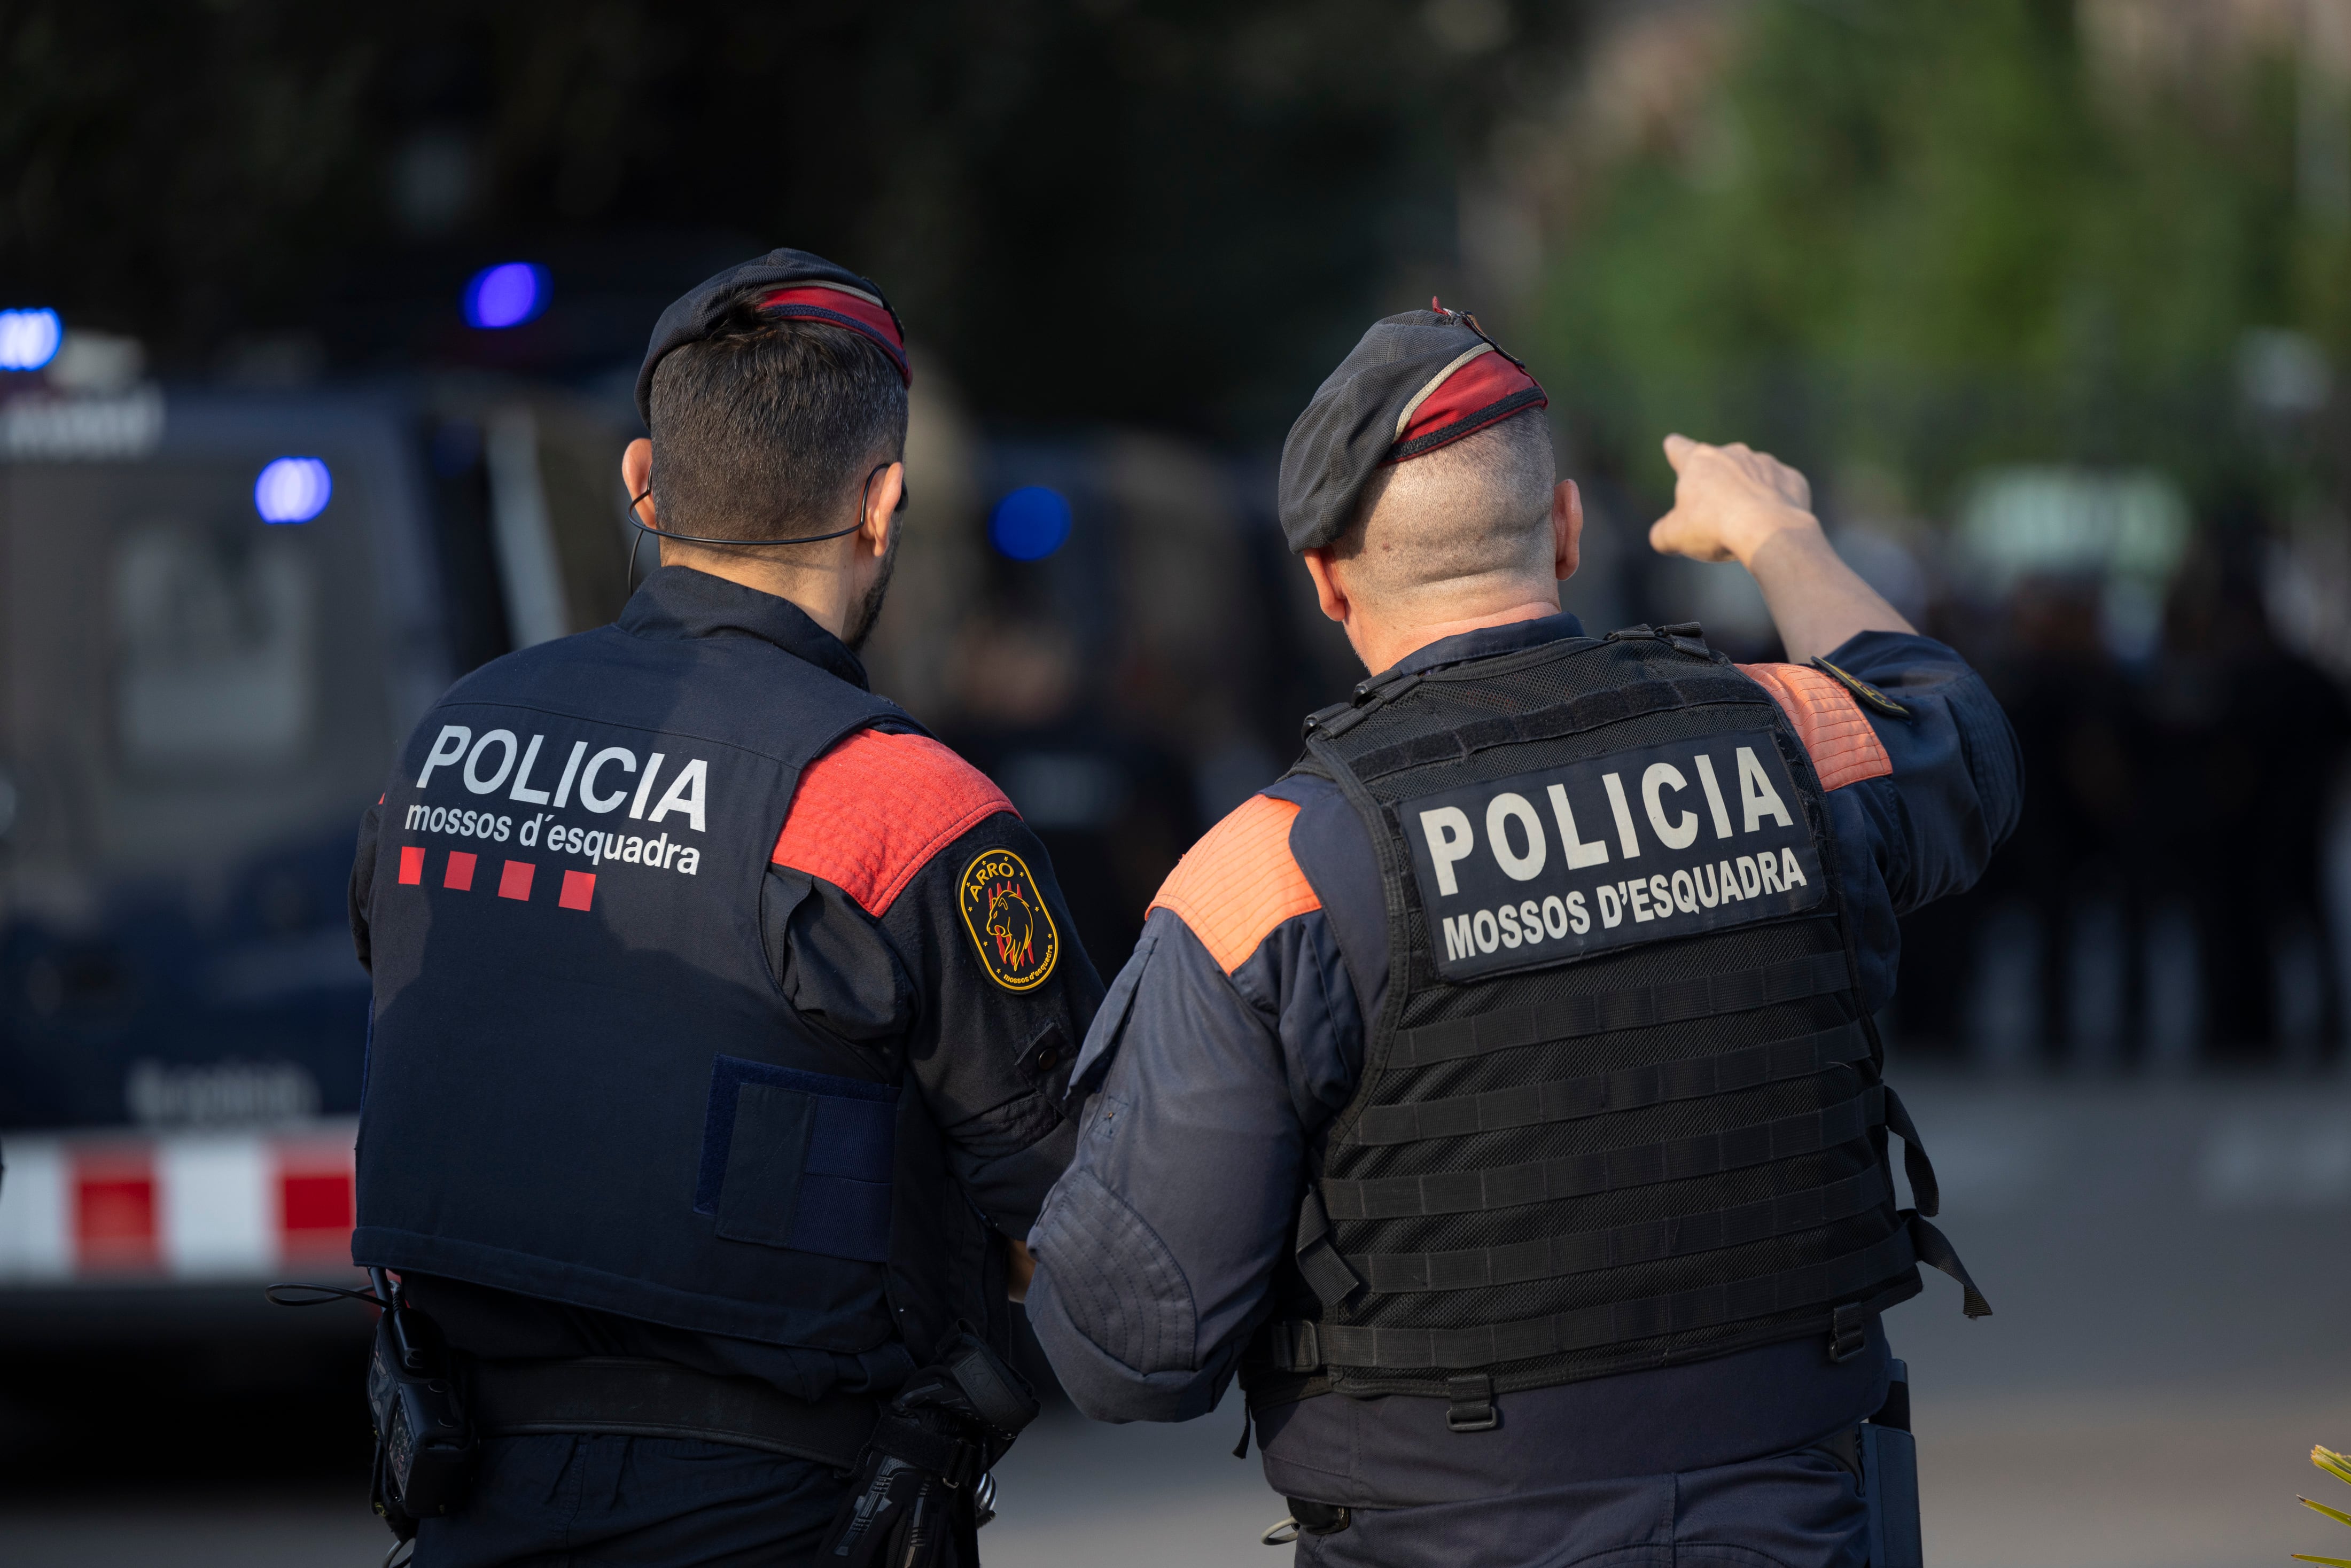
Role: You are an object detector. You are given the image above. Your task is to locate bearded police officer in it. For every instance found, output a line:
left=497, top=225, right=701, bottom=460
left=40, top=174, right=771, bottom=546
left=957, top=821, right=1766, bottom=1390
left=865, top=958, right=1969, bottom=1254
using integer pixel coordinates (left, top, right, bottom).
left=347, top=249, right=1098, bottom=1567
left=1023, top=306, right=2018, bottom=1566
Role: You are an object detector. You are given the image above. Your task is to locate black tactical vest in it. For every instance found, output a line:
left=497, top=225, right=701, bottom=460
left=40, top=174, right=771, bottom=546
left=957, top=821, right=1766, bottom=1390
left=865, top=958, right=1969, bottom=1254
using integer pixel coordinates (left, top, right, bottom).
left=355, top=574, right=977, bottom=1358
left=1248, top=626, right=1986, bottom=1417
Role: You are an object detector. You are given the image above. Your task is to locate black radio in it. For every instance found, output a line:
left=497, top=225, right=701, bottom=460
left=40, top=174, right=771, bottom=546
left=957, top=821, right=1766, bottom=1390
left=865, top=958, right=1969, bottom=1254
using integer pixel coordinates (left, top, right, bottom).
left=269, top=1268, right=476, bottom=1548
left=366, top=1267, right=477, bottom=1529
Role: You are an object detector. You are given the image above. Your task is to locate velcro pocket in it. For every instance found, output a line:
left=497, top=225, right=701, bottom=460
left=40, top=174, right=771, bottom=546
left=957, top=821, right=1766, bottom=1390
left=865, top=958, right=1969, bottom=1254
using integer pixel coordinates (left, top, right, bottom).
left=696, top=1056, right=897, bottom=1261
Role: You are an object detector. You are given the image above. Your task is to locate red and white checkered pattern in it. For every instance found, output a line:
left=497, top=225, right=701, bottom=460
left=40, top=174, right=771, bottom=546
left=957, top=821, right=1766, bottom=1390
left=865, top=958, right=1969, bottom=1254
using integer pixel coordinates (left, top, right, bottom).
left=0, top=1120, right=357, bottom=1283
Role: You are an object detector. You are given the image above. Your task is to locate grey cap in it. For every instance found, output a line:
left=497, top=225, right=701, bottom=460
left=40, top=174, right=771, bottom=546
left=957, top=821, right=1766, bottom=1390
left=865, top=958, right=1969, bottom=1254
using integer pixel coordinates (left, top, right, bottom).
left=1275, top=306, right=1548, bottom=552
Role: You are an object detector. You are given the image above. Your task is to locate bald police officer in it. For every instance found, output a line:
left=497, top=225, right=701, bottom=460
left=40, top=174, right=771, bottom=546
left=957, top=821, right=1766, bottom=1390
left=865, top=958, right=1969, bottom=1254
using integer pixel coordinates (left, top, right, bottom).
left=1024, top=306, right=2018, bottom=1566
left=349, top=249, right=1098, bottom=1567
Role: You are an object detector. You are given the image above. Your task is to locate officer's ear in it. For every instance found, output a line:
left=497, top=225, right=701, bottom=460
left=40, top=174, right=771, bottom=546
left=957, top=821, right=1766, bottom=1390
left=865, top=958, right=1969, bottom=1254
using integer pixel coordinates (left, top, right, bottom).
left=1301, top=547, right=1352, bottom=626
left=622, top=439, right=657, bottom=530
left=861, top=461, right=905, bottom=560
left=1553, top=479, right=1583, bottom=583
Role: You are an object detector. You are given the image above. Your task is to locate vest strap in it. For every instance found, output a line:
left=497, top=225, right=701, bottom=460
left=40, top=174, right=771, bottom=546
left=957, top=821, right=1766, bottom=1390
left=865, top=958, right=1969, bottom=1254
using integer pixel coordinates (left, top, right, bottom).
left=1265, top=1216, right=1921, bottom=1373
left=1881, top=1085, right=1941, bottom=1218
left=1268, top=1319, right=1322, bottom=1374
left=1293, top=1187, right=1366, bottom=1307
left=1444, top=1372, right=1498, bottom=1433
left=1321, top=1085, right=1886, bottom=1221
left=1348, top=1162, right=1891, bottom=1294
left=1829, top=1300, right=1871, bottom=1363
left=1343, top=673, right=1770, bottom=782
left=1390, top=949, right=1851, bottom=1069
left=1906, top=1211, right=1992, bottom=1318
left=1355, top=1021, right=1871, bottom=1146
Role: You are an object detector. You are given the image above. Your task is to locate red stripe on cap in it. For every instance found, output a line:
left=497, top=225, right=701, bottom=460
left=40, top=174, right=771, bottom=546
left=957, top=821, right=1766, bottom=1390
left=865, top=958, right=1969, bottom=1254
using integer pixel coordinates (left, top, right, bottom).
left=757, top=286, right=910, bottom=382
left=1395, top=349, right=1545, bottom=450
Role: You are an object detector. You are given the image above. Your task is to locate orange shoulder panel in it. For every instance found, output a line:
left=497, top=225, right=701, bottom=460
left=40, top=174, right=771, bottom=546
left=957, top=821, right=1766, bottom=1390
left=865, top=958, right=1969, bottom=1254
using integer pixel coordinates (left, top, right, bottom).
left=1147, top=793, right=1322, bottom=974
left=1735, top=663, right=1894, bottom=791
left=771, top=730, right=1015, bottom=915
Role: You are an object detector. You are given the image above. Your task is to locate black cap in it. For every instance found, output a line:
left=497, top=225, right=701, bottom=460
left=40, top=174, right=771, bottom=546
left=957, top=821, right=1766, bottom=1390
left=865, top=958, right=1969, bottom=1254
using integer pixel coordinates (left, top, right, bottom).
left=1275, top=304, right=1548, bottom=552
left=635, top=247, right=909, bottom=428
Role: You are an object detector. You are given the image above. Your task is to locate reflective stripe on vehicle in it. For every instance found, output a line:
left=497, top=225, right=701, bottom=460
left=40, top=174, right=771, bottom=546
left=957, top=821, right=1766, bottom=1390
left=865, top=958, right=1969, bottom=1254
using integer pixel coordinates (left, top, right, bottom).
left=0, top=1120, right=356, bottom=1282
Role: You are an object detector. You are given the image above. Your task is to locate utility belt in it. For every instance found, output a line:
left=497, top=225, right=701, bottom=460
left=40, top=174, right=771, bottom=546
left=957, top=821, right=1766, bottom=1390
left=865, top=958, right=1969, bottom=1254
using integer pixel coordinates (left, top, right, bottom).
left=273, top=1270, right=1032, bottom=1567
left=371, top=1347, right=884, bottom=1546
left=468, top=1356, right=881, bottom=1469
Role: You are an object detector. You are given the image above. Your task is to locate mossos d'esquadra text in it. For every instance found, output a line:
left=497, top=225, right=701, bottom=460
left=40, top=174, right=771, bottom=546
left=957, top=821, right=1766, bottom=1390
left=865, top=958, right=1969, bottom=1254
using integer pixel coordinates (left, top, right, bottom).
left=403, top=723, right=709, bottom=877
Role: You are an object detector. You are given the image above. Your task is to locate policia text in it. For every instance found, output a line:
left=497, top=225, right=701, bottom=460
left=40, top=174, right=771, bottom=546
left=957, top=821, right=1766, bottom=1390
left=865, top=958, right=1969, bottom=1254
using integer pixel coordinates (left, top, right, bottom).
left=1404, top=731, right=1826, bottom=980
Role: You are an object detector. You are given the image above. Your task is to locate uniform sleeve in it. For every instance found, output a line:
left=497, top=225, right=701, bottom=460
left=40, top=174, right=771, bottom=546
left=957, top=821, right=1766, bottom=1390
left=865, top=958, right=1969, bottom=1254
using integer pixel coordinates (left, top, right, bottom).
left=769, top=728, right=1102, bottom=1238
left=1807, top=631, right=2023, bottom=912
left=876, top=812, right=1102, bottom=1236
left=1743, top=631, right=2024, bottom=1011
left=349, top=797, right=382, bottom=974
left=1026, top=794, right=1361, bottom=1424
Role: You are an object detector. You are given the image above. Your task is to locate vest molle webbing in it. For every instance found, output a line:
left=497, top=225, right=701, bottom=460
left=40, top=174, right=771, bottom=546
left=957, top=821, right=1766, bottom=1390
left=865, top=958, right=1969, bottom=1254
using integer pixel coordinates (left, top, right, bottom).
left=1249, top=626, right=1986, bottom=1417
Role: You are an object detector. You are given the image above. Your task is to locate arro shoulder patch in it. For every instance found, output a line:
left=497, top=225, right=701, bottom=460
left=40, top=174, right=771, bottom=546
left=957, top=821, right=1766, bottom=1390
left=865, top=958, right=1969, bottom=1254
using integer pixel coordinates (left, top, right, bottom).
left=959, top=848, right=1060, bottom=992
left=1403, top=730, right=1825, bottom=981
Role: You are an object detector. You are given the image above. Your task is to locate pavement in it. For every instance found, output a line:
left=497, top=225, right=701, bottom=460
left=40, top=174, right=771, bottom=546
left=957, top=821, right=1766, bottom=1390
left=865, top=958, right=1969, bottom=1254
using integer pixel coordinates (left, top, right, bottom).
left=6, top=1073, right=2350, bottom=1566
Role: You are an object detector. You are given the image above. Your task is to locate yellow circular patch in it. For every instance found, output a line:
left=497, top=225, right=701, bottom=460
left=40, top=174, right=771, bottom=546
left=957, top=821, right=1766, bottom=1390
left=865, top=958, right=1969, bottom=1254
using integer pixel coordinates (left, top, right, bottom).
left=959, top=848, right=1060, bottom=992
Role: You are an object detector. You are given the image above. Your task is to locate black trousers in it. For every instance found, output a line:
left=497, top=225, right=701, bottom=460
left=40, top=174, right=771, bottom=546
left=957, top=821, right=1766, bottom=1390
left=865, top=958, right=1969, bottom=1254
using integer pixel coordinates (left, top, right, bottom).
left=1291, top=1445, right=1867, bottom=1568
left=415, top=1434, right=848, bottom=1568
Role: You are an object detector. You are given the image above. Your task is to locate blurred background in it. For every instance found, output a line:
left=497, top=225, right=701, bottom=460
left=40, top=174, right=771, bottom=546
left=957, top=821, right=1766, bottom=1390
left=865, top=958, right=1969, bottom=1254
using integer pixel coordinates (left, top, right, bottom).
left=3, top=1, right=2350, bottom=1564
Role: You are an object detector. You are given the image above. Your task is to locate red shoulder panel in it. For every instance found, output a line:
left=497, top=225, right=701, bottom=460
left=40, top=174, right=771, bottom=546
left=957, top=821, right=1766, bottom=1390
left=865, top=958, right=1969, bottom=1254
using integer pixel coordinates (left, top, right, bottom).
left=1736, top=663, right=1894, bottom=791
left=772, top=730, right=1015, bottom=915
left=1147, top=794, right=1322, bottom=974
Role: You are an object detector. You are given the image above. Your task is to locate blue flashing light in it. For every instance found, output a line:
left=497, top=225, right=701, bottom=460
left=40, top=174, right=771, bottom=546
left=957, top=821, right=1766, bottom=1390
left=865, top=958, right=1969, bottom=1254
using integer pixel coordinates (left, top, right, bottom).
left=462, top=262, right=551, bottom=330
left=988, top=486, right=1073, bottom=561
left=255, top=457, right=333, bottom=524
left=0, top=308, right=63, bottom=371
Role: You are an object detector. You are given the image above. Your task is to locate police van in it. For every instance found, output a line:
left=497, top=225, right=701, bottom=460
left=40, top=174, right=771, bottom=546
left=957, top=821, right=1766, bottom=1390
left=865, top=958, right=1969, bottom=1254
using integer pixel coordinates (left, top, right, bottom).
left=0, top=374, right=630, bottom=1342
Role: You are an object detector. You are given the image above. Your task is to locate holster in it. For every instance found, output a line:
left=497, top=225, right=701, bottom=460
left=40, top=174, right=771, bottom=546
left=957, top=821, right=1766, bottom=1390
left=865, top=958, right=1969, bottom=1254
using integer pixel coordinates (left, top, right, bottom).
left=1812, top=1357, right=1921, bottom=1568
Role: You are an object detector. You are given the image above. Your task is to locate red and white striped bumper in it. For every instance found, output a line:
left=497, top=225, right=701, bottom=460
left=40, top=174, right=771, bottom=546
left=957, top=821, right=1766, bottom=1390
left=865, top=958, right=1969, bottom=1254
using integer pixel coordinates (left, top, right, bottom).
left=0, top=1120, right=358, bottom=1285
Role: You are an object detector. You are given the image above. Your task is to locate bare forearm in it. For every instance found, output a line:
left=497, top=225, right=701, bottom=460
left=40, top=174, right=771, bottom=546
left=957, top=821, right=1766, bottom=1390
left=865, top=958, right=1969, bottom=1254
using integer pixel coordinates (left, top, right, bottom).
left=1741, top=521, right=1916, bottom=665
left=1006, top=1237, right=1036, bottom=1302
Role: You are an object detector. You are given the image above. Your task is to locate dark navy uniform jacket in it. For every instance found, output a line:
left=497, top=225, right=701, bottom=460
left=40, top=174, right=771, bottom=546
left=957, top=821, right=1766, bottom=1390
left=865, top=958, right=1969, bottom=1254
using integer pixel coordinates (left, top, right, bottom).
left=1026, top=617, right=2021, bottom=1535
left=349, top=568, right=1100, bottom=1401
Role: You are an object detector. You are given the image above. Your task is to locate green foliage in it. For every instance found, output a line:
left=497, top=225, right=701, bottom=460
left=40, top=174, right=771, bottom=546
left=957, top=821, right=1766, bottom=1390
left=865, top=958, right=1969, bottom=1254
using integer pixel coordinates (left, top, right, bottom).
left=2296, top=1444, right=2351, bottom=1565
left=1540, top=0, right=2323, bottom=508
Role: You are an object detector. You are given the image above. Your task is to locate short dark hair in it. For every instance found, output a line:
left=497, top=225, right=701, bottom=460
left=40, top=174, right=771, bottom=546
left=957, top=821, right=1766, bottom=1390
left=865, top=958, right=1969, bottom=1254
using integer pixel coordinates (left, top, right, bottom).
left=648, top=303, right=908, bottom=543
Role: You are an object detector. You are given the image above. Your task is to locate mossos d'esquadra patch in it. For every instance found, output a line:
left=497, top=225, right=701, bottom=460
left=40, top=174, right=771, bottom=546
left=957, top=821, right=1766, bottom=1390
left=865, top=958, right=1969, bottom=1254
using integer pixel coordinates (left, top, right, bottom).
left=959, top=848, right=1059, bottom=992
left=1404, top=733, right=1825, bottom=981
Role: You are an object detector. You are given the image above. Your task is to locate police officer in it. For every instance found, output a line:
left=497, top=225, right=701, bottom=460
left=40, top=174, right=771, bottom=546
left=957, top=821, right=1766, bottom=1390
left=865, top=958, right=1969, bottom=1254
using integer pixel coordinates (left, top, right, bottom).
left=348, top=248, right=1100, bottom=1567
left=1024, top=307, right=2019, bottom=1566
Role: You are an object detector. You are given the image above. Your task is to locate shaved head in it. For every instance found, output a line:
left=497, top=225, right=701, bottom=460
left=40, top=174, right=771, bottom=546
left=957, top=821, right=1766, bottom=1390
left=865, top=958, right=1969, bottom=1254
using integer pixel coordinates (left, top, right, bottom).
left=1325, top=409, right=1558, bottom=610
